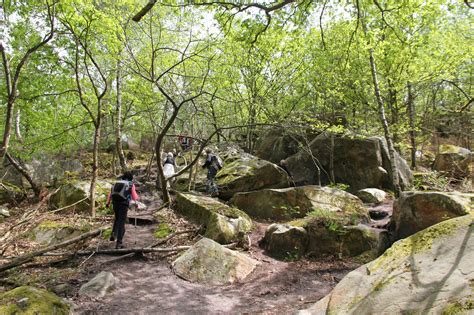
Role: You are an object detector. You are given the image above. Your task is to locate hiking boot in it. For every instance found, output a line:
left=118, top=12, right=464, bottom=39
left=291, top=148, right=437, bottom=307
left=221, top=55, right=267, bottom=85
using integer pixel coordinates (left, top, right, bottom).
left=115, top=242, right=125, bottom=249
left=109, top=235, right=115, bottom=242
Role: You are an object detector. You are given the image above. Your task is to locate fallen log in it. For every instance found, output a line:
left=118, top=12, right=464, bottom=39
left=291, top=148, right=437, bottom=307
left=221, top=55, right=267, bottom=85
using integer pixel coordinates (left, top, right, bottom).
left=0, top=227, right=107, bottom=273
left=71, top=246, right=190, bottom=256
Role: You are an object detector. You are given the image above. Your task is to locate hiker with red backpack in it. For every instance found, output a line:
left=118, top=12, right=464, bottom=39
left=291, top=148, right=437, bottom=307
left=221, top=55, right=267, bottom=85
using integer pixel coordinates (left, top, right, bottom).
left=106, top=171, right=139, bottom=249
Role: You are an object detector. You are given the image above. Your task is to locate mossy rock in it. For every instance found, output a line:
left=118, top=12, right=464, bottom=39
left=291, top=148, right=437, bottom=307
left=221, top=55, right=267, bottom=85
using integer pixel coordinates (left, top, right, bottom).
left=231, top=185, right=367, bottom=221
left=32, top=220, right=91, bottom=246
left=173, top=238, right=259, bottom=285
left=391, top=191, right=473, bottom=240
left=433, top=146, right=472, bottom=179
left=49, top=180, right=111, bottom=213
left=262, top=224, right=309, bottom=260
left=0, top=286, right=70, bottom=315
left=300, top=215, right=474, bottom=314
left=216, top=154, right=291, bottom=200
left=175, top=193, right=252, bottom=244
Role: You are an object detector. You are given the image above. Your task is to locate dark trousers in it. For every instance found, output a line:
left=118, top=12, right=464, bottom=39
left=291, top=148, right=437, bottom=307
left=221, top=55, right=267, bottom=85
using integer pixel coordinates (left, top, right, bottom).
left=112, top=201, right=129, bottom=244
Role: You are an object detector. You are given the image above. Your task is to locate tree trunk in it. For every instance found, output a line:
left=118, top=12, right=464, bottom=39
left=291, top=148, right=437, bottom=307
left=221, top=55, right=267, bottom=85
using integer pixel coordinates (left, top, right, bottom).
left=15, top=108, right=23, bottom=143
left=368, top=48, right=401, bottom=196
left=90, top=119, right=101, bottom=217
left=0, top=99, right=14, bottom=157
left=115, top=58, right=127, bottom=173
left=407, top=82, right=416, bottom=169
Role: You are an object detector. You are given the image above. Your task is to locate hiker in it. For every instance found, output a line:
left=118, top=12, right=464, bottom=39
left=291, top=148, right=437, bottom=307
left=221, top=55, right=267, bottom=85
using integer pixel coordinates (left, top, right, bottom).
left=202, top=148, right=223, bottom=195
left=163, top=152, right=176, bottom=186
left=178, top=133, right=192, bottom=152
left=106, top=171, right=139, bottom=249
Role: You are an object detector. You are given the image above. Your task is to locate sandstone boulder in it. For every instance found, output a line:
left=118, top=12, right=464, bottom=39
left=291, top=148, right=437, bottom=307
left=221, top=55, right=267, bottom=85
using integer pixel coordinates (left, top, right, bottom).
left=299, top=214, right=474, bottom=315
left=263, top=224, right=308, bottom=259
left=79, top=271, right=117, bottom=298
left=231, top=185, right=366, bottom=221
left=216, top=154, right=291, bottom=199
left=355, top=188, right=387, bottom=204
left=175, top=193, right=252, bottom=244
left=32, top=220, right=89, bottom=246
left=49, top=180, right=111, bottom=212
left=391, top=191, right=473, bottom=240
left=433, top=145, right=472, bottom=178
left=0, top=286, right=70, bottom=314
left=286, top=133, right=412, bottom=191
left=173, top=238, right=259, bottom=285
left=254, top=128, right=305, bottom=164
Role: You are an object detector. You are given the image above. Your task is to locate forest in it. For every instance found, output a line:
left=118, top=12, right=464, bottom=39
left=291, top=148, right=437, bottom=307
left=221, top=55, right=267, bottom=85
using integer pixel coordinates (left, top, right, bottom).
left=0, top=0, right=472, bottom=314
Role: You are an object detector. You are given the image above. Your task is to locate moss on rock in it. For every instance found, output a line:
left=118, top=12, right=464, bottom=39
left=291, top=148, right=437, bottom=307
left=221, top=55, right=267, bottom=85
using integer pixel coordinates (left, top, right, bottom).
left=154, top=223, right=174, bottom=239
left=0, top=286, right=70, bottom=315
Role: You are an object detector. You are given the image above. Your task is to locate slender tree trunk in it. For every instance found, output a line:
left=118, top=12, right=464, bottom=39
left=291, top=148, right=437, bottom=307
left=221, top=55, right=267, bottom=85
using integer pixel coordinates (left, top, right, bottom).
left=368, top=48, right=401, bottom=196
left=15, top=108, right=23, bottom=143
left=90, top=118, right=101, bottom=218
left=115, top=58, right=127, bottom=172
left=1, top=99, right=15, bottom=157
left=407, top=82, right=416, bottom=169
left=329, top=133, right=335, bottom=183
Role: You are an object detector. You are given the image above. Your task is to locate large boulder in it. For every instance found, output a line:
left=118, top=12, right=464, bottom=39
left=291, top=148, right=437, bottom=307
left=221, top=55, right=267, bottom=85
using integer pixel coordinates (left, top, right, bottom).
left=286, top=133, right=412, bottom=191
left=391, top=191, right=473, bottom=240
left=299, top=214, right=474, bottom=315
left=216, top=154, right=291, bottom=200
left=79, top=271, right=117, bottom=298
left=254, top=128, right=305, bottom=164
left=49, top=180, right=111, bottom=212
left=231, top=185, right=366, bottom=221
left=0, top=286, right=70, bottom=314
left=173, top=238, right=259, bottom=285
left=433, top=145, right=473, bottom=178
left=32, top=220, right=89, bottom=246
left=355, top=188, right=387, bottom=204
left=175, top=193, right=252, bottom=244
left=263, top=224, right=308, bottom=259
left=26, top=157, right=83, bottom=186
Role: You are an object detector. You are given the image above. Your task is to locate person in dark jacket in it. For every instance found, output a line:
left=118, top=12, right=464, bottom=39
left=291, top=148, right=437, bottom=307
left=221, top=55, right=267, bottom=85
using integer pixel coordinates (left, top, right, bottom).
left=106, top=171, right=139, bottom=249
left=202, top=148, right=222, bottom=195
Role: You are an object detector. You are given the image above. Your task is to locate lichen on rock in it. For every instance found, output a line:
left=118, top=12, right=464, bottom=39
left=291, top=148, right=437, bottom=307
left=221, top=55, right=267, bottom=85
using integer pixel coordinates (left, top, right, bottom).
left=0, top=286, right=70, bottom=315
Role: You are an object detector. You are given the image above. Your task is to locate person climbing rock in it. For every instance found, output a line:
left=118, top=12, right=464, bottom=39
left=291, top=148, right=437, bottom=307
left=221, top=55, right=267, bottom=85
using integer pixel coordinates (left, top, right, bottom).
left=202, top=148, right=223, bottom=196
left=106, top=171, right=139, bottom=249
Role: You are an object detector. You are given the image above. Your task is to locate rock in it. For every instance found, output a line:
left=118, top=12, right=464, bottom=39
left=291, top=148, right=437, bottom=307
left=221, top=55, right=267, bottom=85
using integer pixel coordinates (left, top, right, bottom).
left=79, top=271, right=117, bottom=298
left=231, top=185, right=367, bottom=221
left=254, top=128, right=307, bottom=164
left=49, top=180, right=111, bottom=212
left=305, top=222, right=388, bottom=259
left=173, top=238, right=259, bottom=285
left=0, top=286, right=70, bottom=314
left=299, top=215, right=474, bottom=315
left=391, top=191, right=473, bottom=240
left=376, top=136, right=413, bottom=191
left=0, top=207, right=10, bottom=217
left=175, top=193, right=252, bottom=244
left=32, top=220, right=89, bottom=246
left=216, top=153, right=291, bottom=200
left=433, top=145, right=472, bottom=178
left=286, top=133, right=412, bottom=191
left=263, top=224, right=309, bottom=259
left=52, top=284, right=70, bottom=296
left=369, top=209, right=389, bottom=220
left=355, top=188, right=387, bottom=204
left=26, top=157, right=83, bottom=187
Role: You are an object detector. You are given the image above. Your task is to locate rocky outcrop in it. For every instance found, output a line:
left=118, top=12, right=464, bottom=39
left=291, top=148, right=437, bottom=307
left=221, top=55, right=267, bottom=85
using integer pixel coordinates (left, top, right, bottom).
left=175, top=193, right=252, bottom=244
left=433, top=145, right=472, bottom=178
left=173, top=238, right=259, bottom=285
left=263, top=224, right=308, bottom=259
left=231, top=185, right=366, bottom=221
left=79, top=271, right=117, bottom=298
left=391, top=191, right=473, bottom=240
left=286, top=133, right=412, bottom=191
left=0, top=286, right=70, bottom=314
left=32, top=220, right=89, bottom=246
left=299, top=214, right=474, bottom=315
left=254, top=128, right=306, bottom=164
left=216, top=154, right=291, bottom=200
left=355, top=188, right=387, bottom=204
left=49, top=180, right=111, bottom=212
